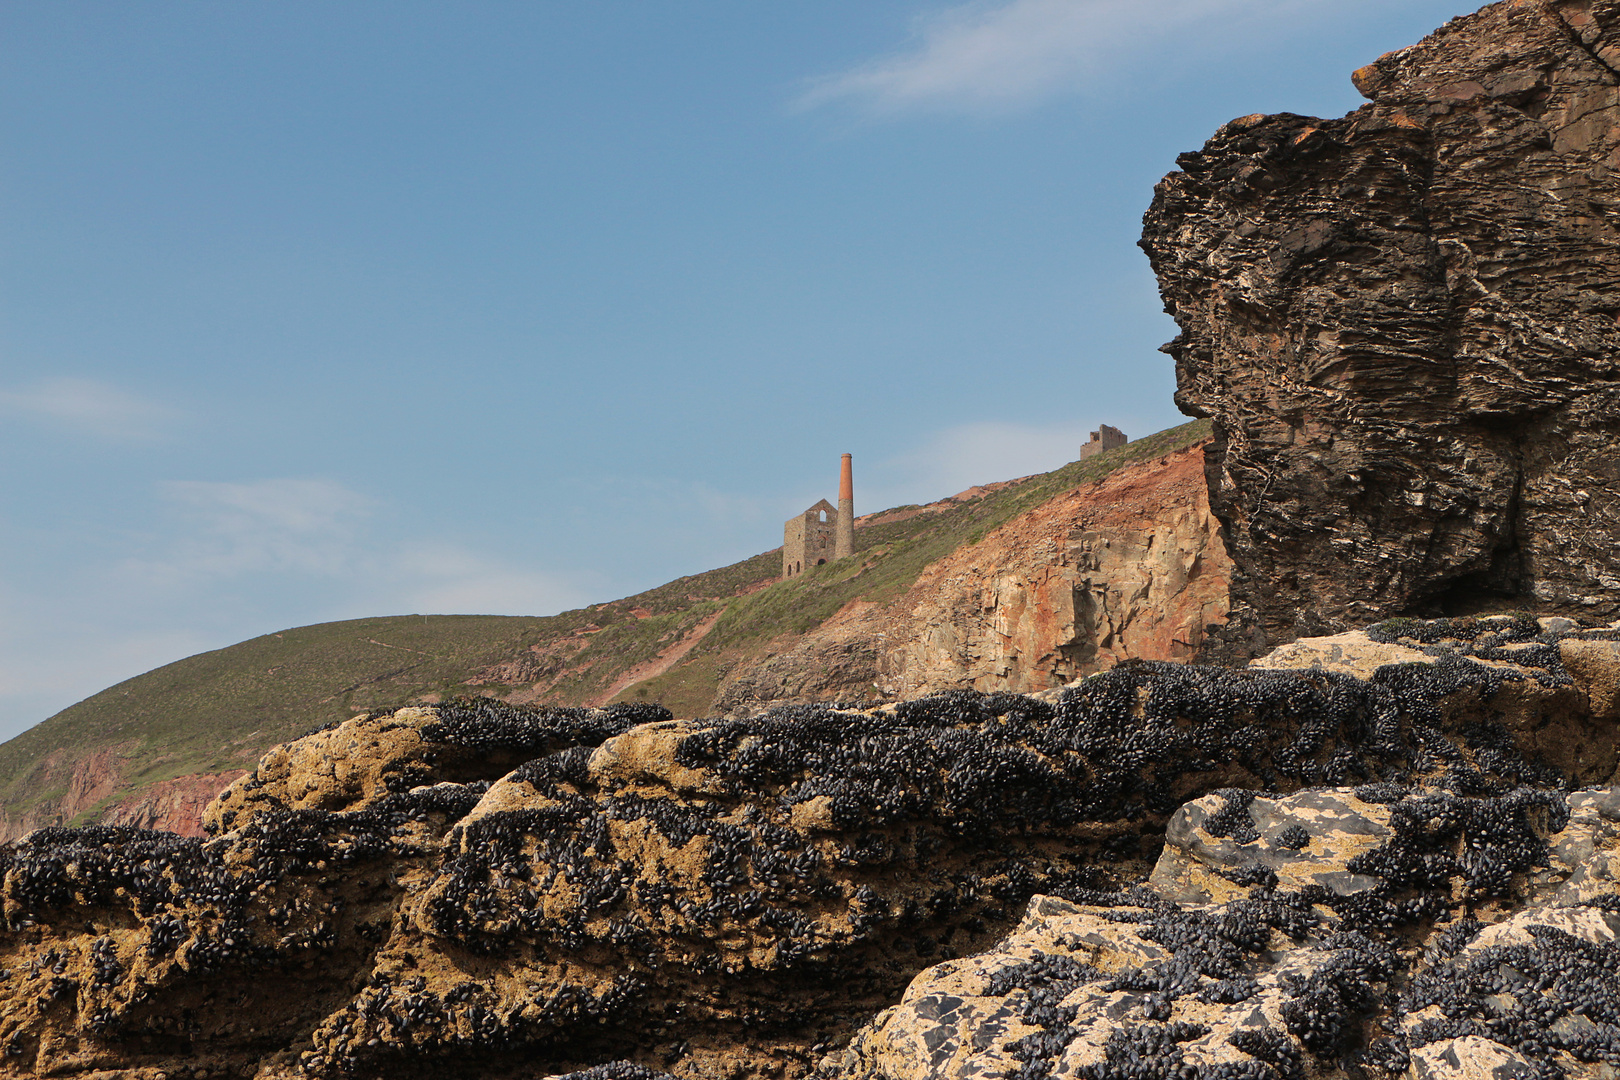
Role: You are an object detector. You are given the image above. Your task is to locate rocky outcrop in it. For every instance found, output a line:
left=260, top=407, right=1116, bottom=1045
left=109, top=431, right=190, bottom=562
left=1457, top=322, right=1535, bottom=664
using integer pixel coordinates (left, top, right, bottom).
left=3, top=616, right=1619, bottom=1078
left=716, top=443, right=1231, bottom=711
left=830, top=782, right=1620, bottom=1080
left=831, top=614, right=1620, bottom=1080
left=1141, top=0, right=1620, bottom=658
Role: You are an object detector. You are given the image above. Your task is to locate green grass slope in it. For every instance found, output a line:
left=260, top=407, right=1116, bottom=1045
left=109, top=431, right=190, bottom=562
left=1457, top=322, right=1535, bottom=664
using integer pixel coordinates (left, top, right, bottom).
left=0, top=420, right=1211, bottom=828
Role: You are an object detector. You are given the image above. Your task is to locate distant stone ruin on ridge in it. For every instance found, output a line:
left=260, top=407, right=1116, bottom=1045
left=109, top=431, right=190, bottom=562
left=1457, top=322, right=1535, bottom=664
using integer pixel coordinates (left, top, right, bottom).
left=1081, top=425, right=1127, bottom=460
left=783, top=454, right=854, bottom=578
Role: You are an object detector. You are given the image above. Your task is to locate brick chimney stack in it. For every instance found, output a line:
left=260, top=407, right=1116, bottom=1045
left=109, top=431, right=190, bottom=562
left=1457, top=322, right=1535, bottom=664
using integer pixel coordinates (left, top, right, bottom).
left=835, top=453, right=854, bottom=560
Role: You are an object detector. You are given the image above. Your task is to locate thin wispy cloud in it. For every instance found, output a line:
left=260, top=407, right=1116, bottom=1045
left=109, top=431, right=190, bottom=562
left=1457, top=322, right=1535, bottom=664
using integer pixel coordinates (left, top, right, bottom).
left=0, top=476, right=599, bottom=737
left=155, top=478, right=375, bottom=577
left=798, top=0, right=1332, bottom=116
left=0, top=376, right=182, bottom=441
left=133, top=477, right=592, bottom=615
left=387, top=542, right=595, bottom=616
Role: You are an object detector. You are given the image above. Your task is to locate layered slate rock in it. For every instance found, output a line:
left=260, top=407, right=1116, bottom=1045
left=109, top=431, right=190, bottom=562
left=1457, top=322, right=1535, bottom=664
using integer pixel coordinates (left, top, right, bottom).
left=2, top=617, right=1619, bottom=1079
left=1141, top=0, right=1620, bottom=657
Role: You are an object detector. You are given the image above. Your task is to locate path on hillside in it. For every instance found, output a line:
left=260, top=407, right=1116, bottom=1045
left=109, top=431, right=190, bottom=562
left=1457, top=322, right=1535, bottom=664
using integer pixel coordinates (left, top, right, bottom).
left=587, top=609, right=726, bottom=708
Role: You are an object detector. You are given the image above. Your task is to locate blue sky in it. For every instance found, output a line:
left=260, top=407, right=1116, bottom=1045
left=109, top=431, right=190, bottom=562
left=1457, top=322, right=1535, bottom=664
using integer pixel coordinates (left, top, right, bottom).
left=1, top=0, right=1471, bottom=739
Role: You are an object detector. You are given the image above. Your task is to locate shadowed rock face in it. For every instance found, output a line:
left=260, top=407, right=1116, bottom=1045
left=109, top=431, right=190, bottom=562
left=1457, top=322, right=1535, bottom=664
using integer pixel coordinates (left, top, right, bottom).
left=1141, top=0, right=1620, bottom=657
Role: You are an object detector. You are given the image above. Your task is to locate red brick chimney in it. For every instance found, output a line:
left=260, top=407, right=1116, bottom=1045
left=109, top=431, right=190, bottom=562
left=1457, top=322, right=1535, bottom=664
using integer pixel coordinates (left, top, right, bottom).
left=835, top=453, right=854, bottom=560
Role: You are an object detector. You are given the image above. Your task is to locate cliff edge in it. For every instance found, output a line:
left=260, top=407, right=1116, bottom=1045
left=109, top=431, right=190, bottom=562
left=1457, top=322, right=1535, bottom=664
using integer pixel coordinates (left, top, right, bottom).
left=1142, top=0, right=1620, bottom=658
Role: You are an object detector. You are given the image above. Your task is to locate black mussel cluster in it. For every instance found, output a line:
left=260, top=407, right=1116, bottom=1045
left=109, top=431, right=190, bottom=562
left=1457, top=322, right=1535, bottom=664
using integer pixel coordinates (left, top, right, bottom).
left=2, top=827, right=209, bottom=923
left=1264, top=785, right=1570, bottom=938
left=983, top=886, right=1323, bottom=1079
left=948, top=770, right=1595, bottom=1079
left=0, top=778, right=491, bottom=1047
left=1368, top=614, right=1545, bottom=648
left=304, top=969, right=650, bottom=1075
left=549, top=1065, right=676, bottom=1080
left=422, top=697, right=671, bottom=755
left=1398, top=905, right=1620, bottom=1077
left=1363, top=614, right=1616, bottom=691
left=421, top=778, right=842, bottom=965
left=1348, top=787, right=1566, bottom=899
left=1224, top=1028, right=1304, bottom=1080
left=1076, top=1021, right=1219, bottom=1080
left=1276, top=931, right=1397, bottom=1056
left=1274, top=825, right=1311, bottom=851
left=1202, top=790, right=1263, bottom=844
left=675, top=660, right=1548, bottom=837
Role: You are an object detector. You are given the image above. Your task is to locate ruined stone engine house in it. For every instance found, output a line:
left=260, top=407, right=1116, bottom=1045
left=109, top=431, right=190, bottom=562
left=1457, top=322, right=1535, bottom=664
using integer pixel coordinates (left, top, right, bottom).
left=783, top=453, right=854, bottom=578
left=1081, top=424, right=1127, bottom=460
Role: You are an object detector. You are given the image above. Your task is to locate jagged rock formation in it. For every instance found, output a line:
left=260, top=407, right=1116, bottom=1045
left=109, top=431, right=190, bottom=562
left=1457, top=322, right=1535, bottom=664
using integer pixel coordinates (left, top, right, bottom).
left=829, top=782, right=1620, bottom=1080
left=1142, top=0, right=1620, bottom=658
left=831, top=616, right=1620, bottom=1080
left=2, top=615, right=1618, bottom=1078
left=716, top=443, right=1230, bottom=711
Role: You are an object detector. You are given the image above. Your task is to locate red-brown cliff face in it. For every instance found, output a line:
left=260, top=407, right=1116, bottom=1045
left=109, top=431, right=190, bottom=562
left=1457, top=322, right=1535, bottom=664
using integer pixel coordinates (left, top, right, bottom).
left=1142, top=0, right=1620, bottom=658
left=97, top=771, right=247, bottom=836
left=0, top=750, right=244, bottom=842
left=715, top=444, right=1232, bottom=709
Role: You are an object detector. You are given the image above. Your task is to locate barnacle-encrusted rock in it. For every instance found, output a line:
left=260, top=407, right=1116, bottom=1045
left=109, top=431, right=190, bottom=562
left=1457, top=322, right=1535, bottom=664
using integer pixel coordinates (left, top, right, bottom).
left=831, top=780, right=1620, bottom=1080
left=1253, top=615, right=1620, bottom=785
left=1141, top=0, right=1620, bottom=658
left=1397, top=902, right=1620, bottom=1080
left=828, top=890, right=1374, bottom=1080
left=2, top=617, right=1618, bottom=1078
left=204, top=701, right=664, bottom=832
left=1150, top=787, right=1398, bottom=905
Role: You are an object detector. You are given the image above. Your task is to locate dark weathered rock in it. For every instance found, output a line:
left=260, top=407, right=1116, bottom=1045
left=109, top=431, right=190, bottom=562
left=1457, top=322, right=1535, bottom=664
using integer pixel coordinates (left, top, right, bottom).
left=1141, top=0, right=1620, bottom=658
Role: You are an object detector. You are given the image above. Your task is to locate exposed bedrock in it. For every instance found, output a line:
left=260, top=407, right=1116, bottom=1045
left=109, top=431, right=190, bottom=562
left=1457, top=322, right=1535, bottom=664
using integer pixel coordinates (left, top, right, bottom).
left=715, top=443, right=1231, bottom=713
left=1, top=617, right=1618, bottom=1078
left=829, top=783, right=1620, bottom=1080
left=1141, top=0, right=1620, bottom=658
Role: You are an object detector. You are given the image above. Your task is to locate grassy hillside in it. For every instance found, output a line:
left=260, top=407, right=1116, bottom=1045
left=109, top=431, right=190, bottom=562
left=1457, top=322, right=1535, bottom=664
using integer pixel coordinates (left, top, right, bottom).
left=0, top=419, right=1211, bottom=826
